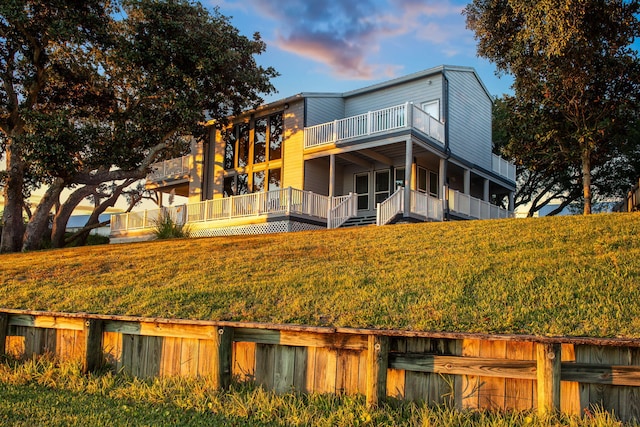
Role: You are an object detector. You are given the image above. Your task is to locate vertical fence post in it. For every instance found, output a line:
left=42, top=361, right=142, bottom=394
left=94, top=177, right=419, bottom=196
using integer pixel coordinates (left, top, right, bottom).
left=214, top=326, right=234, bottom=390
left=536, top=342, right=561, bottom=415
left=366, top=334, right=389, bottom=408
left=83, top=318, right=105, bottom=373
left=0, top=313, right=8, bottom=357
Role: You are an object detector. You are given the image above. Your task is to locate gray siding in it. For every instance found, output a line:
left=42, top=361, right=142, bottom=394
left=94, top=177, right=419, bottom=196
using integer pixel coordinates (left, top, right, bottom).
left=344, top=76, right=443, bottom=117
left=446, top=70, right=492, bottom=170
left=305, top=97, right=345, bottom=126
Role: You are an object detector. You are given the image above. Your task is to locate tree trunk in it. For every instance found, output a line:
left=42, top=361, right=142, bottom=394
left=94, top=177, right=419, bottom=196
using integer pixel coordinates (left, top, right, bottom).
left=22, top=179, right=65, bottom=251
left=1, top=150, right=26, bottom=253
left=581, top=149, right=592, bottom=215
left=50, top=184, right=97, bottom=248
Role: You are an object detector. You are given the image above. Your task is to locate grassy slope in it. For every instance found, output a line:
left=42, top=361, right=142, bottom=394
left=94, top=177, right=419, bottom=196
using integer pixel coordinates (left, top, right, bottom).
left=1, top=213, right=639, bottom=338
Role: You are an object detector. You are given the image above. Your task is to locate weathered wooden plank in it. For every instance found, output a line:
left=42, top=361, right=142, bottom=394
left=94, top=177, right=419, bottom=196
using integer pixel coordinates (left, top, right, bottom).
left=273, top=345, right=296, bottom=393
left=403, top=337, right=429, bottom=402
left=33, top=316, right=85, bottom=331
left=536, top=343, right=561, bottom=415
left=160, top=337, right=182, bottom=376
left=478, top=340, right=506, bottom=409
left=336, top=349, right=361, bottom=395
left=180, top=338, right=200, bottom=377
left=388, top=354, right=537, bottom=379
left=619, top=347, right=640, bottom=423
left=560, top=343, right=581, bottom=416
left=576, top=344, right=590, bottom=415
left=366, top=335, right=389, bottom=408
left=232, top=341, right=256, bottom=381
left=293, top=346, right=308, bottom=392
left=305, top=346, right=317, bottom=393
left=197, top=338, right=214, bottom=377
left=234, top=328, right=367, bottom=350
left=318, top=347, right=338, bottom=394
left=505, top=341, right=534, bottom=410
left=460, top=339, right=480, bottom=409
left=102, top=331, right=123, bottom=371
left=215, top=327, right=233, bottom=389
left=255, top=343, right=276, bottom=389
left=146, top=336, right=163, bottom=378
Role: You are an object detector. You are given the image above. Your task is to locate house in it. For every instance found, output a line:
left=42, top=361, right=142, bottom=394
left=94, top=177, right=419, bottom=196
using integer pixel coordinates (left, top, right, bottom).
left=110, top=65, right=516, bottom=242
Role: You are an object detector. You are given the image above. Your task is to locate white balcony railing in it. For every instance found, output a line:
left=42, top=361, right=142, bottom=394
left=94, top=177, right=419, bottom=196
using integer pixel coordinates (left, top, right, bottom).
left=304, top=102, right=445, bottom=149
left=447, top=189, right=512, bottom=220
left=111, top=187, right=330, bottom=233
left=410, top=190, right=443, bottom=221
left=492, top=154, right=516, bottom=182
left=148, top=155, right=191, bottom=181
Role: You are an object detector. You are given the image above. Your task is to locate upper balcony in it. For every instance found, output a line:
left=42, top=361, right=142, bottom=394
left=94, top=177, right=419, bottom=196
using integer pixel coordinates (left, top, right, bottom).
left=303, top=103, right=516, bottom=183
left=146, top=154, right=191, bottom=196
left=303, top=102, right=445, bottom=150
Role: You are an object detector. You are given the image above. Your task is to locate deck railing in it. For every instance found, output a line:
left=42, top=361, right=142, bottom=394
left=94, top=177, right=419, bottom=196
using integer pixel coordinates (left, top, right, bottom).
left=148, top=155, right=191, bottom=181
left=304, top=102, right=445, bottom=149
left=410, top=190, right=443, bottom=221
left=328, top=193, right=357, bottom=229
left=111, top=188, right=329, bottom=233
left=376, top=187, right=404, bottom=226
left=492, top=154, right=516, bottom=182
left=448, top=189, right=512, bottom=220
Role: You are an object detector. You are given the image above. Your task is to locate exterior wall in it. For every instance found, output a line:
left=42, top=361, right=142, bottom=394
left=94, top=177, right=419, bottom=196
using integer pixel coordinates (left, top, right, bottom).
left=304, top=158, right=330, bottom=196
left=344, top=75, right=443, bottom=118
left=305, top=96, right=344, bottom=126
left=188, top=139, right=204, bottom=203
left=282, top=99, right=306, bottom=190
left=210, top=127, right=226, bottom=199
left=445, top=69, right=493, bottom=171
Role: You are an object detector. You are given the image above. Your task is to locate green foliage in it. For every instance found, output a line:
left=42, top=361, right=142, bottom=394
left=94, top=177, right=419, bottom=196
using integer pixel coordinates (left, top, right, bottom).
left=0, top=358, right=635, bottom=427
left=2, top=214, right=640, bottom=338
left=1, top=0, right=279, bottom=252
left=152, top=212, right=190, bottom=240
left=466, top=0, right=640, bottom=214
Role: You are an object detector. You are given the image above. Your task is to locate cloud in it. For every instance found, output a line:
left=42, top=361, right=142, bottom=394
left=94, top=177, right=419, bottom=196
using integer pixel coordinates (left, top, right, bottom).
left=238, top=0, right=473, bottom=80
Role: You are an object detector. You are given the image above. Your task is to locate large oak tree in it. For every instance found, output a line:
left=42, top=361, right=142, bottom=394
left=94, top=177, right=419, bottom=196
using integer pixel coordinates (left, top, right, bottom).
left=1, top=0, right=278, bottom=252
left=465, top=0, right=640, bottom=214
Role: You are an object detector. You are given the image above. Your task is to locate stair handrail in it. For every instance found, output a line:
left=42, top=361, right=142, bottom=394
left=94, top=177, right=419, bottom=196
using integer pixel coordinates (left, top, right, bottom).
left=328, top=193, right=357, bottom=229
left=376, top=187, right=404, bottom=226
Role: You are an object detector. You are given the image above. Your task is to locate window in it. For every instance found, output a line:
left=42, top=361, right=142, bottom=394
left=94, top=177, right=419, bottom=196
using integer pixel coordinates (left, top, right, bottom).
left=254, top=118, right=267, bottom=164
left=237, top=123, right=250, bottom=167
left=355, top=173, right=369, bottom=210
left=394, top=168, right=405, bottom=191
left=421, top=100, right=440, bottom=120
left=375, top=170, right=390, bottom=204
left=221, top=112, right=284, bottom=197
left=417, top=167, right=428, bottom=193
left=269, top=113, right=282, bottom=160
left=429, top=171, right=439, bottom=197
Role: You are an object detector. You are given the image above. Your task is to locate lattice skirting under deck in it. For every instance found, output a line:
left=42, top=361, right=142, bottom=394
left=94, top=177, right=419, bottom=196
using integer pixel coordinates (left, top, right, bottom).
left=189, top=220, right=325, bottom=238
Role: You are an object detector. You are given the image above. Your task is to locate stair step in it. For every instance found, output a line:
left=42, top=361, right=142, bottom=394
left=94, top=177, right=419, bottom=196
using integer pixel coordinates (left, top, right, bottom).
left=340, top=215, right=377, bottom=228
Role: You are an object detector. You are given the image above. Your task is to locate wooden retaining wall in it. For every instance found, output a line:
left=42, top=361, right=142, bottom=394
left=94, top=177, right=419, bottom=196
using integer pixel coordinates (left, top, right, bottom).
left=1, top=309, right=640, bottom=421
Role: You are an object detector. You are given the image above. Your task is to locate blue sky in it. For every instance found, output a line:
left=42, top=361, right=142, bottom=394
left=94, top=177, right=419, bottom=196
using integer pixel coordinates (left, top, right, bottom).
left=209, top=0, right=514, bottom=102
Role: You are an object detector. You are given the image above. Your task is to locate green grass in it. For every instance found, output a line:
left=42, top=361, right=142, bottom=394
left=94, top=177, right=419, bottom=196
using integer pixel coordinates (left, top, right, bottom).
left=2, top=213, right=640, bottom=338
left=0, top=357, right=634, bottom=426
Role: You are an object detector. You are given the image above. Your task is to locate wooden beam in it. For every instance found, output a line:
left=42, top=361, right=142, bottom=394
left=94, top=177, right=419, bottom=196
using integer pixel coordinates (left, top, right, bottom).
left=213, top=326, right=234, bottom=389
left=389, top=353, right=536, bottom=380
left=234, top=328, right=368, bottom=350
left=83, top=319, right=105, bottom=373
left=0, top=313, right=8, bottom=356
left=338, top=152, right=372, bottom=169
left=537, top=343, right=561, bottom=415
left=361, top=149, right=395, bottom=166
left=561, top=363, right=640, bottom=387
left=366, top=335, right=389, bottom=408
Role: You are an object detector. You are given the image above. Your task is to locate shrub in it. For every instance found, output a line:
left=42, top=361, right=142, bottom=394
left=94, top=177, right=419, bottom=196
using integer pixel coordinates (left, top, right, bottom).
left=152, top=212, right=190, bottom=239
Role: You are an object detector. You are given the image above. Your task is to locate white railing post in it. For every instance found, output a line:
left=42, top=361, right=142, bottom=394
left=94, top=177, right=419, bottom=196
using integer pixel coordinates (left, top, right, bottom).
left=376, top=203, right=381, bottom=226
left=286, top=187, right=292, bottom=215
left=405, top=102, right=410, bottom=128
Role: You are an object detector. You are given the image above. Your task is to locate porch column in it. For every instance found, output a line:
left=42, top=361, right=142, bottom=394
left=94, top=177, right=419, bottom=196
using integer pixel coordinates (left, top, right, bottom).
left=463, top=169, right=471, bottom=195
left=157, top=191, right=163, bottom=207
left=509, top=191, right=515, bottom=212
left=483, top=179, right=490, bottom=202
left=404, top=139, right=412, bottom=217
left=329, top=154, right=335, bottom=198
left=439, top=158, right=446, bottom=198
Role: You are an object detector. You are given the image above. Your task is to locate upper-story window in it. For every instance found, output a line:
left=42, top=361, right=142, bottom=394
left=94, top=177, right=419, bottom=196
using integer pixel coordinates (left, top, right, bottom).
left=222, top=111, right=283, bottom=196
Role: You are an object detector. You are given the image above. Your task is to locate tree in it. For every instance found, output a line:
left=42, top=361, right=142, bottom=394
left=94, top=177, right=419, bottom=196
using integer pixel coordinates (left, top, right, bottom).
left=465, top=0, right=640, bottom=214
left=1, top=0, right=278, bottom=252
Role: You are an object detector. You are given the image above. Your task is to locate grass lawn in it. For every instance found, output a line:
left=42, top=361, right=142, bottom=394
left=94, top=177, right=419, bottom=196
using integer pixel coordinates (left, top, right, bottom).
left=1, top=213, right=640, bottom=338
left=0, top=358, right=633, bottom=427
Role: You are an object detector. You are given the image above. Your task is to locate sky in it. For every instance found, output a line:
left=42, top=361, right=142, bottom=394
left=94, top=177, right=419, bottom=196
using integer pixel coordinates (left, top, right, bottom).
left=209, top=0, right=514, bottom=102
